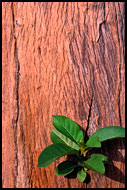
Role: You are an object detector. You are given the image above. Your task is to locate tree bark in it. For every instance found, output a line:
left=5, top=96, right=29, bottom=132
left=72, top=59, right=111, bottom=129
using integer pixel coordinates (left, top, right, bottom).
left=2, top=2, right=125, bottom=188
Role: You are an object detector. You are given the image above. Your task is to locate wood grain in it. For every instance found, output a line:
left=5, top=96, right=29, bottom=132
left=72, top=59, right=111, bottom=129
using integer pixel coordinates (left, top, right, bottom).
left=2, top=2, right=125, bottom=188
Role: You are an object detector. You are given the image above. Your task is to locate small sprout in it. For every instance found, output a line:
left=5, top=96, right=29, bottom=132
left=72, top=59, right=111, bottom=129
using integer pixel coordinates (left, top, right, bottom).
left=38, top=115, right=125, bottom=183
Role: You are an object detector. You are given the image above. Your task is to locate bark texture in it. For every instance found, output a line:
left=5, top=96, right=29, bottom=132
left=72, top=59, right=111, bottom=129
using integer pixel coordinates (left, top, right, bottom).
left=2, top=2, right=125, bottom=188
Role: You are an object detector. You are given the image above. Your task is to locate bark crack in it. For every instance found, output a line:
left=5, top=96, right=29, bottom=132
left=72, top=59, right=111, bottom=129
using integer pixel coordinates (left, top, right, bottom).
left=114, top=3, right=122, bottom=126
left=11, top=2, right=20, bottom=188
left=96, top=3, right=107, bottom=43
left=96, top=20, right=106, bottom=43
left=85, top=96, right=93, bottom=140
left=118, top=64, right=122, bottom=126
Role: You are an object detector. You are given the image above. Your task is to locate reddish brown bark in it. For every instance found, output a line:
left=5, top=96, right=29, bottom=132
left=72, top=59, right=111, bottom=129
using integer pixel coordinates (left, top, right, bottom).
left=2, top=2, right=125, bottom=188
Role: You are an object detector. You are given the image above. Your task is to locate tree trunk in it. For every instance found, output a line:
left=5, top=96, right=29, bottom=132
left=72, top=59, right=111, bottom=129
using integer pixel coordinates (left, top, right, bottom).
left=2, top=2, right=125, bottom=188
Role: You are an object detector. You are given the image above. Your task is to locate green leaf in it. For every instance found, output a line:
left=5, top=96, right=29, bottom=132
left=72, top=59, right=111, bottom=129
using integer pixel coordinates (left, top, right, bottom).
left=50, top=129, right=65, bottom=144
left=50, top=129, right=80, bottom=150
left=91, top=154, right=108, bottom=163
left=52, top=115, right=84, bottom=144
left=78, top=154, right=108, bottom=174
left=77, top=169, right=87, bottom=182
left=38, top=143, right=74, bottom=167
left=85, top=136, right=101, bottom=148
left=55, top=161, right=78, bottom=176
left=88, top=126, right=125, bottom=143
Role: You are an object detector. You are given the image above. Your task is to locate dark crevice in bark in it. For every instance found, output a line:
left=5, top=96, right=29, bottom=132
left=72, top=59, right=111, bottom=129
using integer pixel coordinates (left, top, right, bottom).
left=11, top=2, right=20, bottom=188
left=14, top=37, right=20, bottom=119
left=118, top=65, right=122, bottom=126
left=114, top=4, right=122, bottom=126
left=96, top=20, right=106, bottom=43
left=67, top=179, right=71, bottom=188
left=52, top=162, right=58, bottom=188
left=104, top=2, right=105, bottom=19
left=43, top=169, right=49, bottom=186
left=85, top=96, right=93, bottom=140
left=29, top=154, right=34, bottom=188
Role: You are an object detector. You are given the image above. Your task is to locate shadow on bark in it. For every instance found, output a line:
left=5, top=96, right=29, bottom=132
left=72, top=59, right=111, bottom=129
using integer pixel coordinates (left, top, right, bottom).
left=104, top=162, right=125, bottom=184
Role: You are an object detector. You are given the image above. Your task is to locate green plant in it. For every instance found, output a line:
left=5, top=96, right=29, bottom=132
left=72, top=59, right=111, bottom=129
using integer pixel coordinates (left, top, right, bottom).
left=38, top=115, right=125, bottom=183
